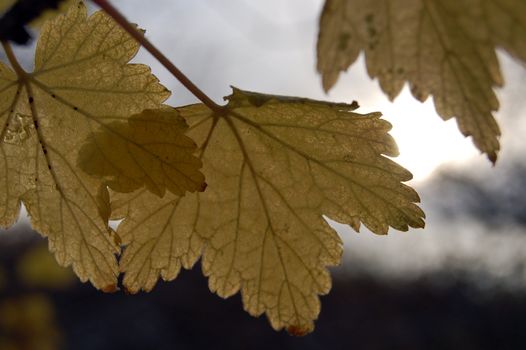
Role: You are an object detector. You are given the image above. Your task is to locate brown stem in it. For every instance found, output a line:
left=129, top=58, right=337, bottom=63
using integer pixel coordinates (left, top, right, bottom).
left=2, top=41, right=27, bottom=78
left=92, top=0, right=225, bottom=114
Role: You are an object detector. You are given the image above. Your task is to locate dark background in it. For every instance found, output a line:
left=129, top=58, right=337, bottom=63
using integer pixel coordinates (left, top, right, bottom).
left=1, top=219, right=526, bottom=350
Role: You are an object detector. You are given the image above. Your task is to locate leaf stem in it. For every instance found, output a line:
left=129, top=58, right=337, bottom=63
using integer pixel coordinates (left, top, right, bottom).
left=1, top=42, right=65, bottom=199
left=92, top=0, right=225, bottom=114
left=1, top=41, right=27, bottom=78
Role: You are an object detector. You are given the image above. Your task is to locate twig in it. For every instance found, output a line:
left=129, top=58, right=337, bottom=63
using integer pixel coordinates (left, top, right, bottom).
left=92, top=0, right=225, bottom=114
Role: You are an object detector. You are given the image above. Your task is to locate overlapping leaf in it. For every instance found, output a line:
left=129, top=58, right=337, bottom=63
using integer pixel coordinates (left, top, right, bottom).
left=112, top=88, right=425, bottom=334
left=317, top=0, right=526, bottom=162
left=79, top=107, right=205, bottom=197
left=0, top=3, right=204, bottom=289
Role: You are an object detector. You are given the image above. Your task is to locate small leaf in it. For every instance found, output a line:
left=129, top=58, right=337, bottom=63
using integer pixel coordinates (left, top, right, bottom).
left=78, top=107, right=205, bottom=197
left=113, top=87, right=424, bottom=334
left=317, top=0, right=526, bottom=162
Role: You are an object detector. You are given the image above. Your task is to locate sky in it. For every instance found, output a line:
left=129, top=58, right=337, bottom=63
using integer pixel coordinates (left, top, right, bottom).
left=3, top=0, right=526, bottom=291
left=111, top=0, right=490, bottom=181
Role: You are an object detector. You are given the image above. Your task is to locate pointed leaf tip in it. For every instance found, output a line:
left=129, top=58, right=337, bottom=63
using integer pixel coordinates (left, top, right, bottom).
left=287, top=324, right=313, bottom=337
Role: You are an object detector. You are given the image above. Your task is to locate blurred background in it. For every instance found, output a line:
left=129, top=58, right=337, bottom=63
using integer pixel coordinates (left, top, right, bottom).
left=1, top=0, right=526, bottom=348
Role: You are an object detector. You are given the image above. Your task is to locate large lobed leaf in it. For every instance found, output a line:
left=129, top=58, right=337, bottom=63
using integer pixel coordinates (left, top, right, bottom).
left=317, top=0, right=526, bottom=162
left=0, top=2, right=204, bottom=290
left=111, top=88, right=425, bottom=334
left=1, top=0, right=425, bottom=335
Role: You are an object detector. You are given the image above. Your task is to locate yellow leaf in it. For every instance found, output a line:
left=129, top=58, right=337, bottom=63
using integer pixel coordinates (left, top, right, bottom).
left=317, top=0, right=526, bottom=162
left=78, top=107, right=206, bottom=196
left=113, top=87, right=424, bottom=334
left=0, top=2, right=171, bottom=289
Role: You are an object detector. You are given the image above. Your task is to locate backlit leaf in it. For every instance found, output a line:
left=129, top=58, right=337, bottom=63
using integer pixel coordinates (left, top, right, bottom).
left=317, top=0, right=526, bottom=162
left=113, top=87, right=425, bottom=334
left=78, top=107, right=205, bottom=197
left=0, top=2, right=176, bottom=289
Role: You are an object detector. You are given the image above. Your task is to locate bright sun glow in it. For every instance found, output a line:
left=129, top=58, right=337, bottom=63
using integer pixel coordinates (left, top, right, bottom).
left=324, top=55, right=481, bottom=184
left=377, top=89, right=479, bottom=182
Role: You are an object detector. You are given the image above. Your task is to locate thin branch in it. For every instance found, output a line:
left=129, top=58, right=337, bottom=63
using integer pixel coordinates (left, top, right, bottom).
left=91, top=0, right=225, bottom=114
left=2, top=40, right=27, bottom=78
